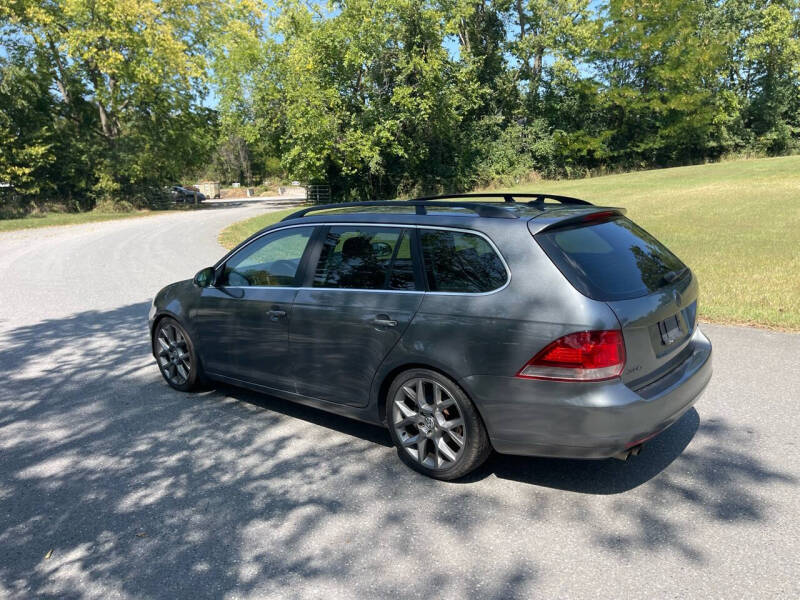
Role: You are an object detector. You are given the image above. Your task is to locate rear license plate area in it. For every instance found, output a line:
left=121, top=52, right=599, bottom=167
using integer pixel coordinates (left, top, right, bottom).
left=658, top=314, right=682, bottom=345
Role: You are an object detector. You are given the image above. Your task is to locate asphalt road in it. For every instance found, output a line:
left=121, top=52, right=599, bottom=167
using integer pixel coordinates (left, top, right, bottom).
left=1, top=204, right=798, bottom=599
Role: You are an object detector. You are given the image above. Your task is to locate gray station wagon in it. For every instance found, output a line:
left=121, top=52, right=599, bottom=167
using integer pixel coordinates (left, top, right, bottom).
left=149, top=193, right=712, bottom=479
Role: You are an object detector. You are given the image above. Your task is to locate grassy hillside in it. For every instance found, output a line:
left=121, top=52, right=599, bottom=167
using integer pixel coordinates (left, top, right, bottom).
left=220, top=156, right=800, bottom=330
left=515, top=156, right=800, bottom=330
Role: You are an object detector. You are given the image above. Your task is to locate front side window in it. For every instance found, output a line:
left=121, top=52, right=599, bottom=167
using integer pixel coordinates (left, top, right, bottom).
left=313, top=226, right=416, bottom=290
left=420, top=229, right=508, bottom=293
left=220, top=227, right=314, bottom=287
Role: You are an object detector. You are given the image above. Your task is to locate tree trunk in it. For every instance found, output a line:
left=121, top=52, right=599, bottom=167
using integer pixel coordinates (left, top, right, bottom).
left=236, top=138, right=252, bottom=185
left=45, top=35, right=72, bottom=107
left=459, top=18, right=471, bottom=55
left=515, top=0, right=531, bottom=79
left=534, top=51, right=543, bottom=82
left=97, top=101, right=113, bottom=138
left=86, top=66, right=115, bottom=139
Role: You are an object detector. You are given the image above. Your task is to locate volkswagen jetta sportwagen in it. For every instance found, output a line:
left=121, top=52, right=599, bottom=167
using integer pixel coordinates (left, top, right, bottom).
left=149, top=193, right=712, bottom=479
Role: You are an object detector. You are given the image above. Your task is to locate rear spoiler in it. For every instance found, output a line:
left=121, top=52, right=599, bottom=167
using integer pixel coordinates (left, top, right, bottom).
left=527, top=207, right=627, bottom=235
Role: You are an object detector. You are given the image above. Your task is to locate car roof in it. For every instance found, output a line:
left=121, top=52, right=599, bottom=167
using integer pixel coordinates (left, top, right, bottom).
left=283, top=194, right=589, bottom=220
left=229, top=194, right=625, bottom=254
left=273, top=194, right=623, bottom=230
left=276, top=204, right=583, bottom=228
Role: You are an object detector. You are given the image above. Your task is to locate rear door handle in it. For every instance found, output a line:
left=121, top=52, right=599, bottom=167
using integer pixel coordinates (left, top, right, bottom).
left=372, top=315, right=398, bottom=328
left=267, top=308, right=287, bottom=321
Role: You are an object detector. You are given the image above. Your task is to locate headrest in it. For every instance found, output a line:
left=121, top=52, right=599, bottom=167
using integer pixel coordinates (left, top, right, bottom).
left=341, top=236, right=372, bottom=260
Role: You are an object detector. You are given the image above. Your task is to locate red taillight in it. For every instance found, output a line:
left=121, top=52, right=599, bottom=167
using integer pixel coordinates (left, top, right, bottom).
left=516, top=330, right=625, bottom=382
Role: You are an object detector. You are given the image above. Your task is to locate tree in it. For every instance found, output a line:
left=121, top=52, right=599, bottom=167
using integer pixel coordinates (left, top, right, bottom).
left=3, top=0, right=800, bottom=208
left=0, top=42, right=56, bottom=202
left=1, top=0, right=263, bottom=206
left=227, top=0, right=471, bottom=199
left=589, top=0, right=731, bottom=166
left=742, top=1, right=800, bottom=152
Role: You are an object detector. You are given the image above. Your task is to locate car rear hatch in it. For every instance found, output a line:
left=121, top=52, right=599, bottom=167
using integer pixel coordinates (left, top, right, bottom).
left=530, top=209, right=699, bottom=389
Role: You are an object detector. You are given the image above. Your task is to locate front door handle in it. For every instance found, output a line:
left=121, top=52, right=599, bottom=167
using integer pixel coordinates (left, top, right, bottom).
left=372, top=314, right=398, bottom=328
left=268, top=307, right=287, bottom=321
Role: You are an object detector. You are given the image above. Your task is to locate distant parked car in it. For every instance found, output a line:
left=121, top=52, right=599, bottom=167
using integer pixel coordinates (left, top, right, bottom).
left=149, top=193, right=712, bottom=480
left=170, top=186, right=205, bottom=203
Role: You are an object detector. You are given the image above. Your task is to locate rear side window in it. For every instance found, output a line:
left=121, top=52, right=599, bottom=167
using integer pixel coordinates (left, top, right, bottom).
left=537, top=216, right=686, bottom=301
left=313, top=226, right=416, bottom=290
left=420, top=229, right=507, bottom=293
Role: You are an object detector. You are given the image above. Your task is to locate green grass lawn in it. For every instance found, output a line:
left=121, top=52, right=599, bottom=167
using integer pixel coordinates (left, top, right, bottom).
left=511, top=156, right=800, bottom=330
left=218, top=206, right=310, bottom=249
left=0, top=209, right=168, bottom=232
left=219, top=156, right=800, bottom=330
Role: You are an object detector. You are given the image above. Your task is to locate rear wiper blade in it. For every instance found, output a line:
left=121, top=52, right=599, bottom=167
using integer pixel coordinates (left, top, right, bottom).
left=662, top=267, right=689, bottom=284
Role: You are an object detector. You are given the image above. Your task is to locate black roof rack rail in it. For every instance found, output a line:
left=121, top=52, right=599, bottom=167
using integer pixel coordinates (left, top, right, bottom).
left=282, top=200, right=519, bottom=221
left=409, top=192, right=592, bottom=206
left=281, top=193, right=593, bottom=222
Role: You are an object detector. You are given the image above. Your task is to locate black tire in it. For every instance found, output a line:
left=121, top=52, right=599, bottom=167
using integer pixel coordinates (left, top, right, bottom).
left=386, top=368, right=491, bottom=480
left=152, top=317, right=205, bottom=392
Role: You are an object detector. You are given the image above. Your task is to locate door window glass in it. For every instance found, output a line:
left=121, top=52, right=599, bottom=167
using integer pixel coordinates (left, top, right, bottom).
left=220, top=227, right=314, bottom=287
left=388, top=230, right=415, bottom=290
left=313, top=226, right=415, bottom=290
left=420, top=229, right=507, bottom=293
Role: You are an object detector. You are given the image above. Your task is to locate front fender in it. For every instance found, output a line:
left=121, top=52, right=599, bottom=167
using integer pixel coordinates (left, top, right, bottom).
left=148, top=279, right=198, bottom=346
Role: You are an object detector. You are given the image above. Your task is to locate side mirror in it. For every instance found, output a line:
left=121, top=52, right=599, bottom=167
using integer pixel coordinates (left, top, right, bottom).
left=193, top=267, right=216, bottom=288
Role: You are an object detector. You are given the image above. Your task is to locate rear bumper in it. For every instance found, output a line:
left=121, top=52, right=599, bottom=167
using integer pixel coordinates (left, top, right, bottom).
left=460, top=327, right=712, bottom=459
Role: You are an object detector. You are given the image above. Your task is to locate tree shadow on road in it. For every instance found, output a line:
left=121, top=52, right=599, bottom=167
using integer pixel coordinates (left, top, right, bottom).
left=0, top=303, right=796, bottom=597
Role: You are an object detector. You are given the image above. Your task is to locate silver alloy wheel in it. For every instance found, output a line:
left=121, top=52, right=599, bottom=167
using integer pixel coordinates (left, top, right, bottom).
left=155, top=323, right=191, bottom=386
left=392, top=377, right=466, bottom=470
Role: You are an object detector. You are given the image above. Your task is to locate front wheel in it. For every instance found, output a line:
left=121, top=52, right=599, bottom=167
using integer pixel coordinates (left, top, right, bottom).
left=153, top=317, right=204, bottom=392
left=386, top=369, right=491, bottom=480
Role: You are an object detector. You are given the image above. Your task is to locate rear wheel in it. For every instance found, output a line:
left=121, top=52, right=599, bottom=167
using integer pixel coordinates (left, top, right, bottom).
left=153, top=317, right=204, bottom=392
left=386, top=368, right=491, bottom=480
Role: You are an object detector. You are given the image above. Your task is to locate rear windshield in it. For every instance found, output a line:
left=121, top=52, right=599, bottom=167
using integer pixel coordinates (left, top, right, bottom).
left=537, top=216, right=686, bottom=301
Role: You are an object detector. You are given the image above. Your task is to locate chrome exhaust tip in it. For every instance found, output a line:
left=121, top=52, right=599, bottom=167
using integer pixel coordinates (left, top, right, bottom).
left=612, top=444, right=643, bottom=461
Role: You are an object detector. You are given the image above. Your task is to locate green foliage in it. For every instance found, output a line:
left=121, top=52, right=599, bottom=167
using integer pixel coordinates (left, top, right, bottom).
left=472, top=119, right=557, bottom=185
left=594, top=0, right=731, bottom=165
left=266, top=0, right=468, bottom=198
left=213, top=0, right=800, bottom=199
left=743, top=2, right=800, bottom=153
left=0, top=54, right=54, bottom=200
left=0, top=0, right=264, bottom=211
left=2, top=0, right=799, bottom=210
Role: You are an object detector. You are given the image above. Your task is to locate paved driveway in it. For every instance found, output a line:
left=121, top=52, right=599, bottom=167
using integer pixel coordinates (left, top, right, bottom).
left=1, top=205, right=798, bottom=599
